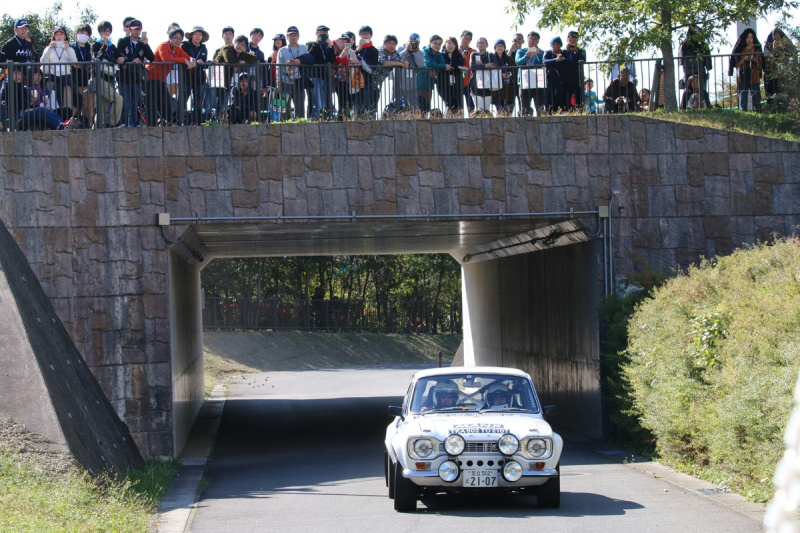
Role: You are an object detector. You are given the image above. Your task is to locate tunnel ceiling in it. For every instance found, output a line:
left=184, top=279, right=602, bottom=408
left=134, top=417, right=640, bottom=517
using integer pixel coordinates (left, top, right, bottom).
left=172, top=216, right=596, bottom=267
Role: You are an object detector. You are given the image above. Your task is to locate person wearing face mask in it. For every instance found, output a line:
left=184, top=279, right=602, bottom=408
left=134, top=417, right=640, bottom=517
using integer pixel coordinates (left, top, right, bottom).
left=41, top=26, right=78, bottom=118
left=71, top=24, right=94, bottom=127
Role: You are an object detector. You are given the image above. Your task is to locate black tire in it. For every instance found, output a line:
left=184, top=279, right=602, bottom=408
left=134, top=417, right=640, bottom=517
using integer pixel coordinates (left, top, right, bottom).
left=393, top=460, right=417, bottom=512
left=537, top=463, right=560, bottom=509
left=387, top=451, right=395, bottom=499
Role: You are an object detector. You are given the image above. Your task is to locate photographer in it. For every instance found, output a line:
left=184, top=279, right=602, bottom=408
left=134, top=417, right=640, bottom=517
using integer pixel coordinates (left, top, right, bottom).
left=602, top=67, right=640, bottom=113
left=398, top=33, right=423, bottom=114
left=41, top=27, right=77, bottom=118
left=117, top=19, right=154, bottom=126
left=308, top=25, right=336, bottom=119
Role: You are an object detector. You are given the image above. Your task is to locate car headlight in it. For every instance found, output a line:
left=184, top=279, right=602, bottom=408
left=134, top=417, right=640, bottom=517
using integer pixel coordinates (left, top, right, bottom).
left=527, top=438, right=548, bottom=458
left=439, top=460, right=460, bottom=482
left=498, top=434, right=519, bottom=455
left=444, top=434, right=465, bottom=455
left=502, top=460, right=523, bottom=482
left=412, top=438, right=435, bottom=458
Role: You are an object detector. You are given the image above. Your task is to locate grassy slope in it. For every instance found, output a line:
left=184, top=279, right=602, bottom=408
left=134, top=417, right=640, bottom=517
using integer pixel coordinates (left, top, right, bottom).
left=203, top=331, right=463, bottom=394
left=645, top=108, right=800, bottom=142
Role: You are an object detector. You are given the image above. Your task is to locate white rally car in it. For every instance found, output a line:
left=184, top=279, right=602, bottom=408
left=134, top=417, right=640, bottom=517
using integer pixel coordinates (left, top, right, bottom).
left=384, top=366, right=563, bottom=512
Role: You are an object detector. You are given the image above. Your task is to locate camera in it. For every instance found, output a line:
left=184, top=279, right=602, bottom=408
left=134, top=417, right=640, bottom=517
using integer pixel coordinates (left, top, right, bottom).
left=56, top=41, right=65, bottom=48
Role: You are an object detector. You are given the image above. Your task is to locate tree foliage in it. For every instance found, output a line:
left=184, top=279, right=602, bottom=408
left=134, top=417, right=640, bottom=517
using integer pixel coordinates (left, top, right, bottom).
left=0, top=2, right=97, bottom=51
left=506, top=0, right=797, bottom=109
left=201, top=254, right=462, bottom=305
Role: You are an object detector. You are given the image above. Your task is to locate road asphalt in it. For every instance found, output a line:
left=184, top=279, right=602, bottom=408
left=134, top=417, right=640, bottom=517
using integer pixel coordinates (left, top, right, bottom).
left=156, top=365, right=765, bottom=532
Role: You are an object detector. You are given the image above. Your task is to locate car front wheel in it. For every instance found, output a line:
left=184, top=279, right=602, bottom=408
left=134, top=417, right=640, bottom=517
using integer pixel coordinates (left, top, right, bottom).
left=537, top=463, right=560, bottom=509
left=393, top=461, right=417, bottom=512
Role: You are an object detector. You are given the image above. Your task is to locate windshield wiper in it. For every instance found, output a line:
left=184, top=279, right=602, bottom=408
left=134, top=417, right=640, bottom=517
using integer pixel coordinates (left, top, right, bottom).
left=422, top=406, right=479, bottom=415
left=480, top=407, right=531, bottom=413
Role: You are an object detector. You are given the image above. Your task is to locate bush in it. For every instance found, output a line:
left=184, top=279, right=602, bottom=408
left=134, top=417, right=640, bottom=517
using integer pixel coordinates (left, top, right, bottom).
left=623, top=239, right=800, bottom=501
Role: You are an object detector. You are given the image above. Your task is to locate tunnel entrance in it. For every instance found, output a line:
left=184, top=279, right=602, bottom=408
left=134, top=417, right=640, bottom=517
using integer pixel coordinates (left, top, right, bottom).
left=166, top=215, right=601, bottom=456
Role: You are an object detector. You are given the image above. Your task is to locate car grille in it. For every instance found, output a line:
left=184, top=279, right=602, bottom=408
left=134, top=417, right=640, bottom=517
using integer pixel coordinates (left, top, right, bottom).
left=464, top=442, right=497, bottom=453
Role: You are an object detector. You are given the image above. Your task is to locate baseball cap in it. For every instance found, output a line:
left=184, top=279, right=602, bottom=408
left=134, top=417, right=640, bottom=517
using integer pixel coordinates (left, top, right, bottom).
left=222, top=26, right=234, bottom=34
left=287, top=26, right=299, bottom=34
left=339, top=33, right=350, bottom=40
left=316, top=25, right=330, bottom=32
left=128, top=19, right=143, bottom=29
left=409, top=33, right=420, bottom=41
left=272, top=33, right=286, bottom=41
left=14, top=19, right=30, bottom=28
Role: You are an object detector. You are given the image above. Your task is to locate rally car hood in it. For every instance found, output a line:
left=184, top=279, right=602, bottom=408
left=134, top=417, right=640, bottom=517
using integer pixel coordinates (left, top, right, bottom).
left=408, top=411, right=555, bottom=441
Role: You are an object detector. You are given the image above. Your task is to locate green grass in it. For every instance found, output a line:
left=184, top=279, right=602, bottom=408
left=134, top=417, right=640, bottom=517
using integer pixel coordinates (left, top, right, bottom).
left=0, top=451, right=177, bottom=532
left=643, top=108, right=800, bottom=142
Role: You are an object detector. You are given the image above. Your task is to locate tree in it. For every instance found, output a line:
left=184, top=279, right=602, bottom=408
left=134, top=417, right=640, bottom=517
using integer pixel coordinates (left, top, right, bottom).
left=506, top=0, right=797, bottom=110
left=1, top=2, right=97, bottom=54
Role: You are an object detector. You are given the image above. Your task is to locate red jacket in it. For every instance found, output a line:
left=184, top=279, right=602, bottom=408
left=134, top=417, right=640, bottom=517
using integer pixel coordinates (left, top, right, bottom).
left=148, top=42, right=192, bottom=82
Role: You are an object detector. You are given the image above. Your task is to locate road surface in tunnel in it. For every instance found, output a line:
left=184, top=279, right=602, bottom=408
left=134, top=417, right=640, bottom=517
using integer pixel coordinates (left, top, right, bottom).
left=189, top=365, right=762, bottom=532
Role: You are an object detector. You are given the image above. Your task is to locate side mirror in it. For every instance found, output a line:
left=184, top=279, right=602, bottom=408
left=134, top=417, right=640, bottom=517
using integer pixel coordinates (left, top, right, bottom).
left=543, top=405, right=557, bottom=417
left=388, top=405, right=404, bottom=420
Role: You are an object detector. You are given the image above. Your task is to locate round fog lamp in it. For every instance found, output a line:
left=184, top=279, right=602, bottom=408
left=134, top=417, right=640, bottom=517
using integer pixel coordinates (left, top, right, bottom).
left=444, top=434, right=465, bottom=455
left=413, top=439, right=435, bottom=458
left=502, top=460, right=523, bottom=482
left=498, top=434, right=519, bottom=455
left=527, top=438, right=547, bottom=458
left=439, top=460, right=460, bottom=482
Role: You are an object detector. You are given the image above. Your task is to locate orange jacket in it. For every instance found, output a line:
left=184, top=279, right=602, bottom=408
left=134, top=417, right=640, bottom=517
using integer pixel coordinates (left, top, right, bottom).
left=148, top=41, right=192, bottom=82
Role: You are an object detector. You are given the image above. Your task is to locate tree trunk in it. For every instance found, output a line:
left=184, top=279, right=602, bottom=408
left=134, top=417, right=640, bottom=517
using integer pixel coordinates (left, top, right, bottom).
left=660, top=9, right=678, bottom=110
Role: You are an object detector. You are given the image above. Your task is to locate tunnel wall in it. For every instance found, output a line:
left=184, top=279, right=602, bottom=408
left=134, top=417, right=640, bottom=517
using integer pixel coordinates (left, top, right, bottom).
left=0, top=117, right=798, bottom=457
left=462, top=241, right=601, bottom=437
left=169, top=249, right=204, bottom=457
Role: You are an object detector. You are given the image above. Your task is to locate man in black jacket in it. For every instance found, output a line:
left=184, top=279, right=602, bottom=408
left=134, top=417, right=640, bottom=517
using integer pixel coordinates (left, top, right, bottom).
left=602, top=68, right=640, bottom=113
left=308, top=25, right=335, bottom=119
left=117, top=19, right=154, bottom=126
left=1, top=19, right=34, bottom=63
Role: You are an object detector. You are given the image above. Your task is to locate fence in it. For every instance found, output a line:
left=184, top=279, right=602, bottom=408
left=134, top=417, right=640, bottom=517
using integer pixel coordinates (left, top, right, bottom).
left=202, top=297, right=462, bottom=333
left=0, top=53, right=774, bottom=131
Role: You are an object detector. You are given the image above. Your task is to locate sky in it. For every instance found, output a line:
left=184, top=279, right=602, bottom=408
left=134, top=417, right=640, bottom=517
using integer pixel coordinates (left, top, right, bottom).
left=12, top=0, right=800, bottom=60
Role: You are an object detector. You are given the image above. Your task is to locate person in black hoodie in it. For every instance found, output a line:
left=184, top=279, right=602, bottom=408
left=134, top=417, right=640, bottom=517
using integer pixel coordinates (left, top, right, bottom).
left=117, top=19, right=154, bottom=126
left=308, top=25, right=336, bottom=119
left=182, top=26, right=210, bottom=124
left=728, top=28, right=763, bottom=112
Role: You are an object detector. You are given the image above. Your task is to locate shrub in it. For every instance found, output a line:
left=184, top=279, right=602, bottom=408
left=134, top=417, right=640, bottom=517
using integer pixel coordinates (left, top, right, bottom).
left=623, top=239, right=800, bottom=501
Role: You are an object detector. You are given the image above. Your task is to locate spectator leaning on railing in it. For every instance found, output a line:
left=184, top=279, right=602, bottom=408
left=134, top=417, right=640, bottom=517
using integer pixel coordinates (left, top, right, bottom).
left=515, top=31, right=544, bottom=116
left=145, top=27, right=197, bottom=126
left=90, top=20, right=125, bottom=128
left=181, top=26, right=209, bottom=125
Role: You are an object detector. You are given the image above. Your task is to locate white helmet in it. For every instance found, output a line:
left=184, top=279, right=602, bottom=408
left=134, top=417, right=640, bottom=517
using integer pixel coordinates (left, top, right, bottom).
left=432, top=380, right=459, bottom=407
left=485, top=383, right=510, bottom=408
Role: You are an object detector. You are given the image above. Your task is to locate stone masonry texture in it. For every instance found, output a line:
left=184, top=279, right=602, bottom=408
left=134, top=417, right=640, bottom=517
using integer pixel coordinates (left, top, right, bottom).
left=0, top=116, right=798, bottom=458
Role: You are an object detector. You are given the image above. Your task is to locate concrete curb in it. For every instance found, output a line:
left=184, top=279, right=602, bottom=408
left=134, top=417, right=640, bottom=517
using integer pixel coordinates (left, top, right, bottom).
left=157, top=384, right=227, bottom=533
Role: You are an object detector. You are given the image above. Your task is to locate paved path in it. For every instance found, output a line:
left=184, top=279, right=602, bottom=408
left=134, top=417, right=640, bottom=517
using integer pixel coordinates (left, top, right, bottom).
left=159, top=365, right=765, bottom=532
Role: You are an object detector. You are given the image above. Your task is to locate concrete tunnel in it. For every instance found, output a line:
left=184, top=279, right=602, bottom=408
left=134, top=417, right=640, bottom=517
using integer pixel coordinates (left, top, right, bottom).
left=166, top=215, right=602, bottom=456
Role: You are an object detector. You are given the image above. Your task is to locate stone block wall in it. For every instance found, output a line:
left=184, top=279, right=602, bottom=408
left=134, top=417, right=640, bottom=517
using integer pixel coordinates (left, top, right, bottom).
left=0, top=116, right=798, bottom=457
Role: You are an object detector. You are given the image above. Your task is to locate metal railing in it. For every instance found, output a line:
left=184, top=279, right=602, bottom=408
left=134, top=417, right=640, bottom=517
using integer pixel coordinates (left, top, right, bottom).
left=202, top=296, right=462, bottom=333
left=0, top=53, right=776, bottom=131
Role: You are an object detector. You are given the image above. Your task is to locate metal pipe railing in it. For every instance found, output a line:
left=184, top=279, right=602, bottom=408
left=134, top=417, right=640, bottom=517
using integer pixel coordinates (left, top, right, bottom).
left=0, top=53, right=776, bottom=131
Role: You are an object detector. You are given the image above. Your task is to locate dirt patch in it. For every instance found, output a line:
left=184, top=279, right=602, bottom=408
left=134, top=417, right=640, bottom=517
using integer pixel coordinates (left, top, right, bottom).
left=203, top=331, right=462, bottom=385
left=0, top=418, right=76, bottom=475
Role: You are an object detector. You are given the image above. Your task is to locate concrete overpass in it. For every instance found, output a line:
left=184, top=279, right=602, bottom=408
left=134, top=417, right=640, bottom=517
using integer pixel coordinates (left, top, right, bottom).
left=0, top=116, right=797, bottom=459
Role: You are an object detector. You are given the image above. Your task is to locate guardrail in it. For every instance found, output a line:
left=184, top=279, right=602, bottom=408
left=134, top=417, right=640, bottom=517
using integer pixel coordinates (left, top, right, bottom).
left=0, top=53, right=771, bottom=131
left=202, top=297, right=462, bottom=333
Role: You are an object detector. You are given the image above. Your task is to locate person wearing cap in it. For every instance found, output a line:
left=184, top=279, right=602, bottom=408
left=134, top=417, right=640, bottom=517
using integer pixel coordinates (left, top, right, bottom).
left=543, top=36, right=568, bottom=112
left=330, top=33, right=355, bottom=119
left=208, top=27, right=236, bottom=121
left=397, top=33, right=423, bottom=115
left=41, top=26, right=78, bottom=118
left=544, top=31, right=584, bottom=111
left=1, top=19, right=34, bottom=66
left=516, top=31, right=545, bottom=116
left=145, top=27, right=197, bottom=126
left=277, top=26, right=313, bottom=120
left=308, top=25, right=335, bottom=119
left=117, top=19, right=155, bottom=126
left=267, top=33, right=286, bottom=95
left=352, top=25, right=379, bottom=117
left=89, top=20, right=125, bottom=127
left=71, top=24, right=94, bottom=127
left=229, top=72, right=258, bottom=123
left=182, top=27, right=209, bottom=124
left=563, top=30, right=586, bottom=109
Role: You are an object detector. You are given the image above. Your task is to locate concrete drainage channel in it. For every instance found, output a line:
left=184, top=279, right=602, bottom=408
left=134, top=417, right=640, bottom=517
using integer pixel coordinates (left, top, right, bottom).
left=157, top=384, right=227, bottom=533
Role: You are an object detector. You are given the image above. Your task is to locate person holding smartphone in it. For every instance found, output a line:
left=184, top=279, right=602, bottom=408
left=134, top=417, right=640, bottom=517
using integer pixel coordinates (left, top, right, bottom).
left=117, top=19, right=154, bottom=126
left=41, top=26, right=77, bottom=118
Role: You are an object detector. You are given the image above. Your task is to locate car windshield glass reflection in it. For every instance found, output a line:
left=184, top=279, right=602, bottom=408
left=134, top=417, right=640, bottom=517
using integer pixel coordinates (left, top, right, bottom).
left=410, top=374, right=539, bottom=414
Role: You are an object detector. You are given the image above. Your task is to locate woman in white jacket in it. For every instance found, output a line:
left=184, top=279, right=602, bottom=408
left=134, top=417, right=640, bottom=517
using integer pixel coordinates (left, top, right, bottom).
left=40, top=26, right=77, bottom=115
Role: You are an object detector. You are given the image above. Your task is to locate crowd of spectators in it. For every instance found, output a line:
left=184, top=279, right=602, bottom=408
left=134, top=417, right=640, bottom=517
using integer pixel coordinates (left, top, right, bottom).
left=0, top=16, right=797, bottom=129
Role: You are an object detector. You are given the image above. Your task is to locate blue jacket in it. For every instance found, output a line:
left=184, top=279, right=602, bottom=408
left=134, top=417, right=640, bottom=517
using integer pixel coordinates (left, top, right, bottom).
left=419, top=45, right=446, bottom=90
left=515, top=47, right=543, bottom=66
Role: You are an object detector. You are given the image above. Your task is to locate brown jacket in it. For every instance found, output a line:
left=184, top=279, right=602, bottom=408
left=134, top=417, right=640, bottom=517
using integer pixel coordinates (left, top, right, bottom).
left=214, top=45, right=258, bottom=89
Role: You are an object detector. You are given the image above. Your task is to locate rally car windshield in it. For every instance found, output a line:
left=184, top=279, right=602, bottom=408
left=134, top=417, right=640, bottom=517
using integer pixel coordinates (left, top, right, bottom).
left=409, top=374, right=540, bottom=414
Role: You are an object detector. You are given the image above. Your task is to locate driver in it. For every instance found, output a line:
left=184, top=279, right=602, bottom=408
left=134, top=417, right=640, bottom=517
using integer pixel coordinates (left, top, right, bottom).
left=432, top=380, right=460, bottom=408
left=485, top=383, right=511, bottom=409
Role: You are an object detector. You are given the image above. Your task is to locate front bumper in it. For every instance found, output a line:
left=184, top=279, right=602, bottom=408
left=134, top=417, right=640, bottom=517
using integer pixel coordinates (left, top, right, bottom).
left=402, top=466, right=558, bottom=488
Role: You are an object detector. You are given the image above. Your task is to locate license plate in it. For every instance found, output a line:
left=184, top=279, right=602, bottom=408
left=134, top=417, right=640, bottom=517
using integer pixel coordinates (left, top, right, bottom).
left=462, top=469, right=499, bottom=487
